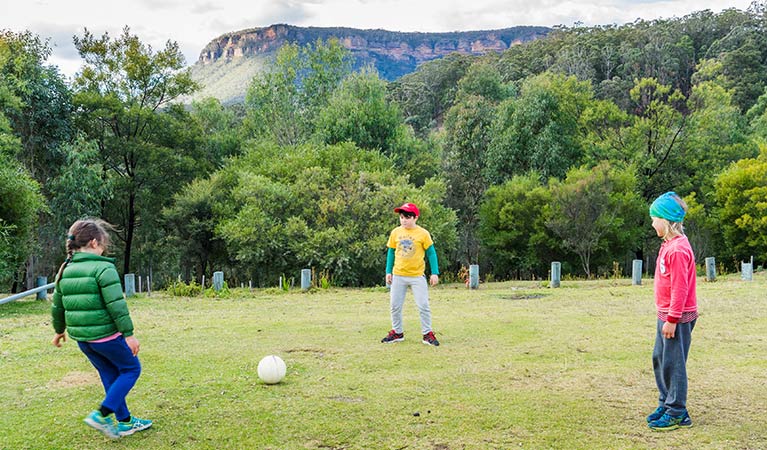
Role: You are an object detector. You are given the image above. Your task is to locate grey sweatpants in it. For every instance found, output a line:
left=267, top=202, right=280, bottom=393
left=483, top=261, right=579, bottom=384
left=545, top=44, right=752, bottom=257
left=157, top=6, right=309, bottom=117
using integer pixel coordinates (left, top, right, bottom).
left=389, top=275, right=432, bottom=335
left=652, top=318, right=696, bottom=416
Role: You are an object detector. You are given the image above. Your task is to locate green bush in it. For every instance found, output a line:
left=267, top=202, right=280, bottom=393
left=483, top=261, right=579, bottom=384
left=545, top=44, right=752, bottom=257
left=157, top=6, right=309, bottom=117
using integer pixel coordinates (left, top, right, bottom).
left=203, top=281, right=231, bottom=298
left=166, top=279, right=203, bottom=297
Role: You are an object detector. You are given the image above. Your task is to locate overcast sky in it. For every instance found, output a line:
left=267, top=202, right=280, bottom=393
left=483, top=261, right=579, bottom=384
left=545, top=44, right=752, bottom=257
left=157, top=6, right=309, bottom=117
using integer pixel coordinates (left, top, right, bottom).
left=0, top=0, right=755, bottom=78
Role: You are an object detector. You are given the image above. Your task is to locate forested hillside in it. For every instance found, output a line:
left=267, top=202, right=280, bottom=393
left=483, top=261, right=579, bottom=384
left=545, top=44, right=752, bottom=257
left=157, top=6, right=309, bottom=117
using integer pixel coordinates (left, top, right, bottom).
left=2, top=4, right=767, bottom=292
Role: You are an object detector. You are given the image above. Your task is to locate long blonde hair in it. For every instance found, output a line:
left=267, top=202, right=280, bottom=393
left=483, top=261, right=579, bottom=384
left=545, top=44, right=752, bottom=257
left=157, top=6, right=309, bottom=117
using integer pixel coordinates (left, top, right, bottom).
left=55, top=219, right=113, bottom=287
left=657, top=218, right=685, bottom=241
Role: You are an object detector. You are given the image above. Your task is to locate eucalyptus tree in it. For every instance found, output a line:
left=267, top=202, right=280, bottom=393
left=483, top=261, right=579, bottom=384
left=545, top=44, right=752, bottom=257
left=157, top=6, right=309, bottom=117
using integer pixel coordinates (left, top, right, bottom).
left=714, top=150, right=767, bottom=267
left=1, top=29, right=74, bottom=287
left=0, top=72, right=45, bottom=288
left=72, top=26, right=198, bottom=274
left=478, top=173, right=557, bottom=279
left=440, top=61, right=519, bottom=268
left=387, top=53, right=473, bottom=135
left=485, top=72, right=593, bottom=184
left=242, top=39, right=352, bottom=146
left=0, top=30, right=73, bottom=181
left=546, top=163, right=644, bottom=278
left=0, top=151, right=44, bottom=289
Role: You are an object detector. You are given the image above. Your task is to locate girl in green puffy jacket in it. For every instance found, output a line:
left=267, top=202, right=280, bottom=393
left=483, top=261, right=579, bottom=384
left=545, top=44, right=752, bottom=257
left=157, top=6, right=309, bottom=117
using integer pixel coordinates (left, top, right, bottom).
left=51, top=219, right=152, bottom=439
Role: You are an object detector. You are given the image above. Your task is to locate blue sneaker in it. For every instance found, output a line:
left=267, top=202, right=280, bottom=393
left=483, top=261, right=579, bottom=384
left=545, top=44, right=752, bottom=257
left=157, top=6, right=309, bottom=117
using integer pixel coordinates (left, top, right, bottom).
left=648, top=412, right=689, bottom=431
left=84, top=410, right=119, bottom=439
left=646, top=406, right=666, bottom=423
left=117, top=416, right=153, bottom=436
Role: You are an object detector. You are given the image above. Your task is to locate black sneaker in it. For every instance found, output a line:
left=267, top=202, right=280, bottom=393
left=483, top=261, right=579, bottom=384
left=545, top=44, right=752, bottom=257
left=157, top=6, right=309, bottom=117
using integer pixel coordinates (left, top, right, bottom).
left=422, top=331, right=440, bottom=346
left=381, top=329, right=404, bottom=343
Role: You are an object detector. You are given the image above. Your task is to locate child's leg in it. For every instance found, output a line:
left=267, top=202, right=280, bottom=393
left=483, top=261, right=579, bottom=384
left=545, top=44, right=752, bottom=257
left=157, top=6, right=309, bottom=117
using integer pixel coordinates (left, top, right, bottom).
left=79, top=341, right=119, bottom=392
left=389, top=275, right=408, bottom=333
left=654, top=320, right=694, bottom=416
left=665, top=321, right=694, bottom=416
left=88, top=337, right=142, bottom=420
left=410, top=276, right=432, bottom=335
left=651, top=319, right=667, bottom=407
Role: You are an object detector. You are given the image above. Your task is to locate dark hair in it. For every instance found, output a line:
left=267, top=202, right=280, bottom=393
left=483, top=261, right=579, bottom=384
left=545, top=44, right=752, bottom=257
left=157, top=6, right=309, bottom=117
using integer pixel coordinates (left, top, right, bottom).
left=400, top=211, right=416, bottom=219
left=55, top=219, right=114, bottom=287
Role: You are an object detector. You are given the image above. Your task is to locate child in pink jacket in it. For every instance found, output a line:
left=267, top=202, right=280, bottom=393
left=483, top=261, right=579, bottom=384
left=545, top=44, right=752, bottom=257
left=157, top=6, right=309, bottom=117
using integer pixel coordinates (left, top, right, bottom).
left=646, top=192, right=698, bottom=431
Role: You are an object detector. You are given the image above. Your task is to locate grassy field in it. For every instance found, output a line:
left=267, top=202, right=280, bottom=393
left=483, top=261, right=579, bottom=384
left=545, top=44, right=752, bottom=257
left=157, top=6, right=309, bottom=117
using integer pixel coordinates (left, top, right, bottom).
left=1, top=274, right=766, bottom=449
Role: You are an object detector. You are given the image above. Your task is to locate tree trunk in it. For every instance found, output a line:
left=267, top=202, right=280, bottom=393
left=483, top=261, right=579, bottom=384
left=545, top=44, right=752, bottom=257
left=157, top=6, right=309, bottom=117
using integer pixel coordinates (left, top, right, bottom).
left=124, top=191, right=136, bottom=276
left=25, top=254, right=36, bottom=290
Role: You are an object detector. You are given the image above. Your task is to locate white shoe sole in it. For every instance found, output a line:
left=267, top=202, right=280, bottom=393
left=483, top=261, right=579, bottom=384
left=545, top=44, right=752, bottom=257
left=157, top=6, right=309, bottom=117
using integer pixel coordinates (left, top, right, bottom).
left=118, top=422, right=152, bottom=436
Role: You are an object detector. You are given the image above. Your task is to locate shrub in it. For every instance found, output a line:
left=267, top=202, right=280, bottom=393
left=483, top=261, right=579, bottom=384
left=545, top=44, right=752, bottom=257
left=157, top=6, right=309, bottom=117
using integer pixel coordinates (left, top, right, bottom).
left=166, top=279, right=203, bottom=297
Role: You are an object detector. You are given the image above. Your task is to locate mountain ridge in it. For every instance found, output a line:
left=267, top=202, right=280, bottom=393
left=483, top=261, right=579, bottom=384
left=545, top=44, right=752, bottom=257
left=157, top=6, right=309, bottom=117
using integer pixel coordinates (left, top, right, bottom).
left=190, top=23, right=550, bottom=104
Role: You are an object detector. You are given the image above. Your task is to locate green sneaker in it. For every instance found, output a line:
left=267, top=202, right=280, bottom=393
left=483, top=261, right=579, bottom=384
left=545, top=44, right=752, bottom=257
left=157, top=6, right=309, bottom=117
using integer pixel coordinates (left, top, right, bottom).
left=84, top=410, right=119, bottom=439
left=117, top=416, right=153, bottom=436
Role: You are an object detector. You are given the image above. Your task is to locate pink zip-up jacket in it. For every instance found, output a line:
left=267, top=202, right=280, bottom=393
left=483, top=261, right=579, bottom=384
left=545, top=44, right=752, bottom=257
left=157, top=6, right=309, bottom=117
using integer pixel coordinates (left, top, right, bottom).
left=654, top=235, right=698, bottom=323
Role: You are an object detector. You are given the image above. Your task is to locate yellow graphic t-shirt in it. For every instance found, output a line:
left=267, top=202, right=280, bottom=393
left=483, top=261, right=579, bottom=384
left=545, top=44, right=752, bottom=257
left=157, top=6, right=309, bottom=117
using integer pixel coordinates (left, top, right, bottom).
left=387, top=225, right=434, bottom=277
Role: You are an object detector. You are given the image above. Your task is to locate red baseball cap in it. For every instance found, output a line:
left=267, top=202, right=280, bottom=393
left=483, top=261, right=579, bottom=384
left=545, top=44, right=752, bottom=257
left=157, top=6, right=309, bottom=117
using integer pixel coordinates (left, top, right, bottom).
left=394, top=202, right=420, bottom=217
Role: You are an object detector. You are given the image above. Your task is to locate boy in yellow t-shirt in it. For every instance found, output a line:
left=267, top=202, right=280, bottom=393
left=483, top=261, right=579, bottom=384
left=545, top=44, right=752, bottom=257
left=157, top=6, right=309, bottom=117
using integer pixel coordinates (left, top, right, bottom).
left=381, top=203, right=440, bottom=346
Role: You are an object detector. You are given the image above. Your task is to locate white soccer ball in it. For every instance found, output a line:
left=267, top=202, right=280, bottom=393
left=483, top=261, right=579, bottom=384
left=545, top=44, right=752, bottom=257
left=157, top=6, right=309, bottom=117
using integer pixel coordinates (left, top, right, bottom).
left=257, top=355, right=287, bottom=384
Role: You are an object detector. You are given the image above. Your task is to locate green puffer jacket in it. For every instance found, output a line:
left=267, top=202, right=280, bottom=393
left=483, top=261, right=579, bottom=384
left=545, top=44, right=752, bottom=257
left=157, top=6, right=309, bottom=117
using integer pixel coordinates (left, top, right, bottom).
left=51, top=252, right=134, bottom=341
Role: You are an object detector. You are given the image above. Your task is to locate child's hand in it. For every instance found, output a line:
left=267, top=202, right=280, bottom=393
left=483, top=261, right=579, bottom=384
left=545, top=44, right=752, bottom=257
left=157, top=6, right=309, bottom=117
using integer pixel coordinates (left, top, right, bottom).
left=662, top=321, right=677, bottom=339
left=386, top=274, right=393, bottom=285
left=125, top=335, right=140, bottom=356
left=52, top=333, right=67, bottom=347
left=430, top=274, right=439, bottom=286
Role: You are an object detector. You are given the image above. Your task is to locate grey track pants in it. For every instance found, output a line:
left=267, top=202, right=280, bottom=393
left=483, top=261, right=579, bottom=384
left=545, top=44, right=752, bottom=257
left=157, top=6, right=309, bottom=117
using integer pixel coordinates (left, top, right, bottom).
left=389, top=275, right=432, bottom=335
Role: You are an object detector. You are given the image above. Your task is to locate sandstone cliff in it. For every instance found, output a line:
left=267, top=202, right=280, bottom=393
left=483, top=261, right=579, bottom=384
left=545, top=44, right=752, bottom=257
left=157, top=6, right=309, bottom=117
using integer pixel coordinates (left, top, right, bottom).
left=190, top=24, right=550, bottom=103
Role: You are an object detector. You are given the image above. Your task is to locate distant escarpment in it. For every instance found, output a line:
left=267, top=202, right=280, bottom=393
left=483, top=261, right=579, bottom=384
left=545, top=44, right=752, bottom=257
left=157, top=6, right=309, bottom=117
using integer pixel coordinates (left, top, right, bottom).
left=190, top=24, right=550, bottom=104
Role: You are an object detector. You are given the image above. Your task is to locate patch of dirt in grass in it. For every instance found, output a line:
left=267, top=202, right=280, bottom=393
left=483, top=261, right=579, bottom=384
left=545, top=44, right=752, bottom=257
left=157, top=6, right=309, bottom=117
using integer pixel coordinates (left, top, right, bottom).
left=285, top=347, right=333, bottom=357
left=327, top=395, right=364, bottom=403
left=304, top=440, right=350, bottom=449
left=497, top=293, right=549, bottom=300
left=47, top=371, right=99, bottom=389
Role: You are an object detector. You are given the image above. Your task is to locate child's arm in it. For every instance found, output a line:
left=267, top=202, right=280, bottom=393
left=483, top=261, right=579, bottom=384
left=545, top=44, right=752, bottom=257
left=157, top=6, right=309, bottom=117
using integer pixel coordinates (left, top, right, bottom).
left=51, top=283, right=67, bottom=346
left=386, top=247, right=395, bottom=284
left=425, top=245, right=439, bottom=286
left=97, top=266, right=135, bottom=337
left=51, top=284, right=66, bottom=334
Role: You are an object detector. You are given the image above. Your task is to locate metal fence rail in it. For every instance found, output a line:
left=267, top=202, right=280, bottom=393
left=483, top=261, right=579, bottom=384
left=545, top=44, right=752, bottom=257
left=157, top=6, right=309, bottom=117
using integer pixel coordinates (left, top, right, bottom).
left=0, top=282, right=55, bottom=305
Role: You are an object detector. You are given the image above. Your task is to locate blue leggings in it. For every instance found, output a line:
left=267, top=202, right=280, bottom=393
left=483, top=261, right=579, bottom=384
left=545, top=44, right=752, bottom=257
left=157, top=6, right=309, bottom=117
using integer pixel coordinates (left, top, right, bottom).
left=78, top=335, right=141, bottom=420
